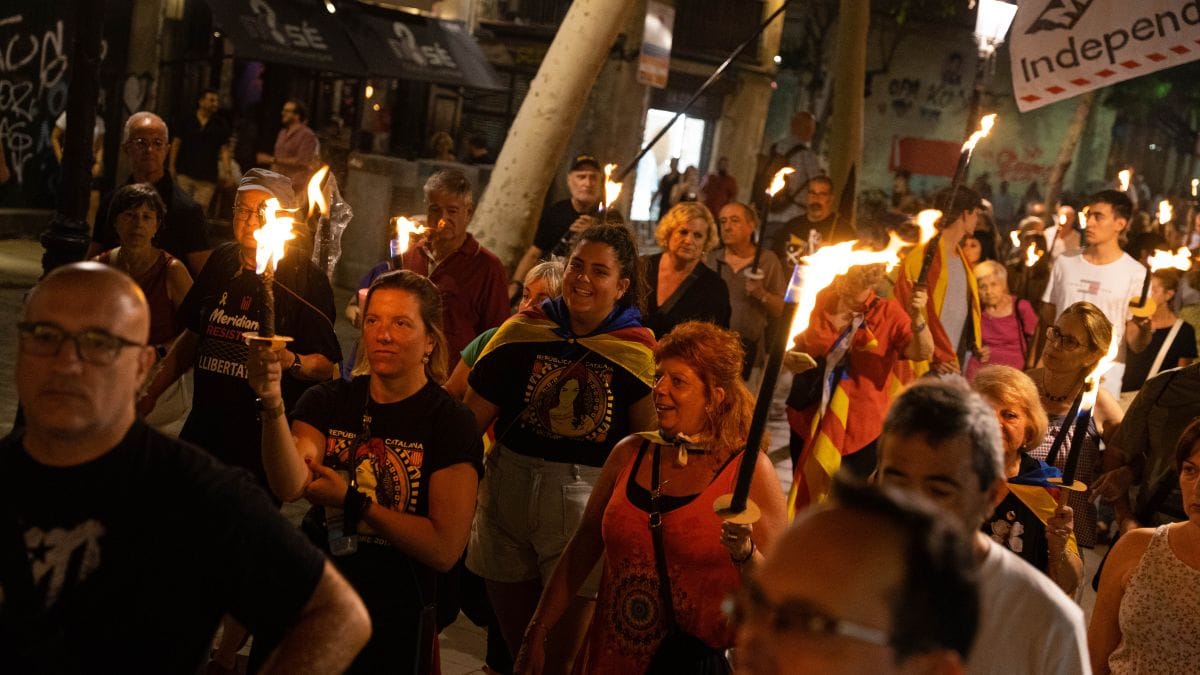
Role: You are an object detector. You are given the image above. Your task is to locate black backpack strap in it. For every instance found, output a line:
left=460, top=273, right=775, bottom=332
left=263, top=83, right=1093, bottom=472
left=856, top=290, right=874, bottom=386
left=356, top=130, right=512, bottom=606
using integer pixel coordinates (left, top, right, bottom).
left=647, top=442, right=678, bottom=629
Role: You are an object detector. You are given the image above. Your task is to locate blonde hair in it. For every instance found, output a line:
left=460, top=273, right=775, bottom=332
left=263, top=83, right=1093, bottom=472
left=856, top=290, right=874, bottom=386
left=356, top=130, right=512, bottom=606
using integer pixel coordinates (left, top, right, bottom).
left=526, top=260, right=563, bottom=297
left=1060, top=301, right=1113, bottom=358
left=972, top=365, right=1048, bottom=449
left=655, top=202, right=718, bottom=253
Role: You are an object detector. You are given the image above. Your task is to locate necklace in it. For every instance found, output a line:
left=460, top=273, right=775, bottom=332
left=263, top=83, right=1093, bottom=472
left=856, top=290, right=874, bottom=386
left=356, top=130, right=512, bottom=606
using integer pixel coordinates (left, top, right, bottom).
left=1041, top=370, right=1078, bottom=403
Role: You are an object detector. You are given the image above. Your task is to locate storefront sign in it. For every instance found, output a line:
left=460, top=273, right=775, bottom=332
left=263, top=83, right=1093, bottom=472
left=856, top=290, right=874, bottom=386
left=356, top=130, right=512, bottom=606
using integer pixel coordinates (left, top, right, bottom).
left=1010, top=0, right=1200, bottom=112
left=351, top=11, right=502, bottom=90
left=207, top=0, right=366, bottom=74
left=638, top=1, right=674, bottom=89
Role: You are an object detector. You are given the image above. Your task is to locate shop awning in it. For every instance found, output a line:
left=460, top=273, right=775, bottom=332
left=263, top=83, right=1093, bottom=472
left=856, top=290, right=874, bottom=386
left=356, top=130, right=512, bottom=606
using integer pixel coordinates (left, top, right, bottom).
left=345, top=10, right=505, bottom=91
left=206, top=0, right=367, bottom=76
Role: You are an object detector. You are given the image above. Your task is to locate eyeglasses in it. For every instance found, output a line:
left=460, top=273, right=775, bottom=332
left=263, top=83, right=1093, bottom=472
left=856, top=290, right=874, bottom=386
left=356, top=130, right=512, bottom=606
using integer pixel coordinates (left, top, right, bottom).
left=1045, top=326, right=1083, bottom=351
left=723, top=579, right=890, bottom=648
left=233, top=206, right=260, bottom=222
left=17, top=322, right=146, bottom=365
left=127, top=137, right=167, bottom=151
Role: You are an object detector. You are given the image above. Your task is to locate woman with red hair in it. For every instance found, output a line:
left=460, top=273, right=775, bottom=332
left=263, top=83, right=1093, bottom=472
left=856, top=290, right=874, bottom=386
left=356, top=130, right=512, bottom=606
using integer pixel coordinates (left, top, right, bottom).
left=515, top=321, right=787, bottom=673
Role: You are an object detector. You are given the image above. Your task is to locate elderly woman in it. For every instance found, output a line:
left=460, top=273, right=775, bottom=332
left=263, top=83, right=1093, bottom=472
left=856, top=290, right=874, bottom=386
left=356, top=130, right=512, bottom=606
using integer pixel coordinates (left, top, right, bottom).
left=1027, top=301, right=1124, bottom=550
left=973, top=365, right=1082, bottom=594
left=515, top=322, right=787, bottom=674
left=643, top=202, right=731, bottom=338
left=248, top=270, right=484, bottom=672
left=1089, top=418, right=1200, bottom=673
left=785, top=263, right=932, bottom=509
left=445, top=260, right=564, bottom=399
left=966, top=259, right=1038, bottom=379
left=464, top=225, right=658, bottom=671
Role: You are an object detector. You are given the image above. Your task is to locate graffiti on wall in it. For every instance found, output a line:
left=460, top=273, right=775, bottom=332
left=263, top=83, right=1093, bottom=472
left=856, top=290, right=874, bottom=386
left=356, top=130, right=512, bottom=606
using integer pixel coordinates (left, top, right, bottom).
left=979, top=145, right=1054, bottom=184
left=877, top=52, right=969, bottom=122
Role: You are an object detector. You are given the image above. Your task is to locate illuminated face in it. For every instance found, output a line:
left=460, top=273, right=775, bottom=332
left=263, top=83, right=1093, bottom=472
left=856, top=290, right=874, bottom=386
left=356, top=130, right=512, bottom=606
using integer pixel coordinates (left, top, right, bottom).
left=719, top=204, right=755, bottom=248
left=123, top=117, right=169, bottom=180
left=976, top=273, right=1007, bottom=309
left=567, top=168, right=601, bottom=206
left=807, top=181, right=833, bottom=220
left=1042, top=312, right=1102, bottom=375
left=653, top=357, right=715, bottom=438
left=564, top=241, right=629, bottom=329
left=232, top=189, right=271, bottom=257
left=426, top=189, right=473, bottom=250
left=281, top=102, right=299, bottom=126
left=1084, top=202, right=1127, bottom=247
left=668, top=218, right=709, bottom=263
left=362, top=288, right=434, bottom=379
left=519, top=276, right=554, bottom=313
left=983, top=394, right=1031, bottom=455
left=876, top=432, right=994, bottom=531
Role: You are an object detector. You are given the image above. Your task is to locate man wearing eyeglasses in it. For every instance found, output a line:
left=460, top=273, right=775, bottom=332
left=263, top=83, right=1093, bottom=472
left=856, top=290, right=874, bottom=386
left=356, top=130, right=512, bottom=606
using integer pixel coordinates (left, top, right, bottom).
left=873, top=378, right=1089, bottom=674
left=2, top=262, right=369, bottom=671
left=87, top=112, right=212, bottom=275
left=735, top=476, right=978, bottom=674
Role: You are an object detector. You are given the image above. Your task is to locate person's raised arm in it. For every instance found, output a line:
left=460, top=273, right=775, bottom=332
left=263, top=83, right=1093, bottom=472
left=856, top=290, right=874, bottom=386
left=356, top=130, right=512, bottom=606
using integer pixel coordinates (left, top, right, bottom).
left=902, top=288, right=934, bottom=361
left=257, top=561, right=371, bottom=674
left=720, top=450, right=788, bottom=576
left=1088, top=529, right=1153, bottom=674
left=247, top=344, right=322, bottom=500
left=514, top=438, right=637, bottom=674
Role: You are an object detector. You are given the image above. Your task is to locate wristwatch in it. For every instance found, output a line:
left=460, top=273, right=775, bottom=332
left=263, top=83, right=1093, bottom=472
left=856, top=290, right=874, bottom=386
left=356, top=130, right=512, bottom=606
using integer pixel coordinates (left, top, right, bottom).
left=288, top=351, right=302, bottom=377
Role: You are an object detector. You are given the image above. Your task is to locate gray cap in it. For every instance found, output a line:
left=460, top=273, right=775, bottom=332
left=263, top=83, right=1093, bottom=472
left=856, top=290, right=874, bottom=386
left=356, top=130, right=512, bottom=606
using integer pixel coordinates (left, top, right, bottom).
left=238, top=168, right=296, bottom=209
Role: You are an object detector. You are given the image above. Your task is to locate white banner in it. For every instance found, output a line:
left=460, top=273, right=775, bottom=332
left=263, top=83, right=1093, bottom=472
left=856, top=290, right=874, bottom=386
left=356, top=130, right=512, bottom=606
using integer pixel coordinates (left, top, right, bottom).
left=1009, top=0, right=1200, bottom=112
left=638, top=1, right=675, bottom=89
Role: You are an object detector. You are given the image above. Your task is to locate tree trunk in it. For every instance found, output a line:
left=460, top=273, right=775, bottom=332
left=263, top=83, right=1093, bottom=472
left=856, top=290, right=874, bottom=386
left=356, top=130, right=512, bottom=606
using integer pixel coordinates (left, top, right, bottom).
left=825, top=0, right=868, bottom=231
left=1044, top=91, right=1098, bottom=215
left=42, top=0, right=105, bottom=274
left=472, top=0, right=635, bottom=268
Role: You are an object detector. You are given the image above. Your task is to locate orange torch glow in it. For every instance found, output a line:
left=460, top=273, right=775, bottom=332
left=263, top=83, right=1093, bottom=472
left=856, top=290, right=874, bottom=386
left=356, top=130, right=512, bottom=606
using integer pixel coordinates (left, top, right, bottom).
left=768, top=167, right=795, bottom=198
left=1147, top=247, right=1193, bottom=273
left=916, top=209, right=942, bottom=245
left=1158, top=200, right=1173, bottom=226
left=307, top=165, right=330, bottom=219
left=603, top=163, right=623, bottom=209
left=391, top=216, right=428, bottom=257
left=1118, top=169, right=1131, bottom=192
left=1024, top=241, right=1042, bottom=267
left=962, top=114, right=997, bottom=154
left=254, top=198, right=297, bottom=275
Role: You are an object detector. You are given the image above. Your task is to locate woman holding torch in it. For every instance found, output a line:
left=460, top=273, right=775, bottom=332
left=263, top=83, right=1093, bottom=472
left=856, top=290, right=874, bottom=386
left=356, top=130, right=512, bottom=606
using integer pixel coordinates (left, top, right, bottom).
left=247, top=270, right=484, bottom=673
left=1028, top=302, right=1124, bottom=550
left=514, top=322, right=786, bottom=674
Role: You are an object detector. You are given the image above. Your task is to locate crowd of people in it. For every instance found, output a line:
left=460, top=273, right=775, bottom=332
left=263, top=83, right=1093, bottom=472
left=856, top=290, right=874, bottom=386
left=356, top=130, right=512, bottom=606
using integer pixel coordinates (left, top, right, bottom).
left=3, top=103, right=1200, bottom=675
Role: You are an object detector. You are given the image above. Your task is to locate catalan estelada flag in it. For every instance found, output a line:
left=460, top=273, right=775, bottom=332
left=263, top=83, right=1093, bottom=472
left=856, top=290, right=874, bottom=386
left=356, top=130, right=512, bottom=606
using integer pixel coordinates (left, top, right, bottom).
left=892, top=239, right=981, bottom=376
left=1008, top=458, right=1079, bottom=557
left=476, top=297, right=656, bottom=388
left=787, top=369, right=852, bottom=518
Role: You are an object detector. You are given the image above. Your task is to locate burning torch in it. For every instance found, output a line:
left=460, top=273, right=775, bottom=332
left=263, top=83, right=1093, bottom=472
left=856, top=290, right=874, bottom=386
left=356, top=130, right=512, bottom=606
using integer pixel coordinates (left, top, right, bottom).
left=243, top=199, right=297, bottom=347
left=751, top=167, right=795, bottom=273
left=1132, top=247, right=1193, bottom=314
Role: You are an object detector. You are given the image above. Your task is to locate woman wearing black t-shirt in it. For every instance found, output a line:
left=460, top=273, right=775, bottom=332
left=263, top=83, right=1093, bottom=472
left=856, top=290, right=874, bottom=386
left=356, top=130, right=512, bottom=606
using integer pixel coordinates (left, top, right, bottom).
left=248, top=270, right=483, bottom=673
left=464, top=225, right=658, bottom=671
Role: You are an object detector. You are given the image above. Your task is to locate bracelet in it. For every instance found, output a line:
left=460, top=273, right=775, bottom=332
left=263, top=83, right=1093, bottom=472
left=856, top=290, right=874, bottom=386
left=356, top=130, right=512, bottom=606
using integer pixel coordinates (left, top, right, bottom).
left=731, top=539, right=756, bottom=566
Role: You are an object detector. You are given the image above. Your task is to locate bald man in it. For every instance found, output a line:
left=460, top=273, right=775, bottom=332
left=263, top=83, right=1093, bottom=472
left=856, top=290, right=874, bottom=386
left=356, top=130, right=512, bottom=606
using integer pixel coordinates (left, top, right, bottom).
left=1, top=263, right=369, bottom=672
left=87, top=111, right=212, bottom=274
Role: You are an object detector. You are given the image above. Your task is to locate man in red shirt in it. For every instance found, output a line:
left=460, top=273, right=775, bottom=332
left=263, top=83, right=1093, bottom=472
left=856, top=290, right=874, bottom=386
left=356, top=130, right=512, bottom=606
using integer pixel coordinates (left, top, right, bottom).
left=401, top=168, right=510, bottom=369
left=700, top=156, right=738, bottom=222
left=257, top=100, right=319, bottom=194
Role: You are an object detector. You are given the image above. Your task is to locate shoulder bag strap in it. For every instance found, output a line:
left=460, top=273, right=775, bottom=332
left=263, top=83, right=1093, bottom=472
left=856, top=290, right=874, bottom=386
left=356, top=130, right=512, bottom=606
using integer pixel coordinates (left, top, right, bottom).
left=647, top=443, right=678, bottom=629
left=657, top=267, right=703, bottom=318
left=1147, top=319, right=1184, bottom=380
left=1012, top=298, right=1029, bottom=362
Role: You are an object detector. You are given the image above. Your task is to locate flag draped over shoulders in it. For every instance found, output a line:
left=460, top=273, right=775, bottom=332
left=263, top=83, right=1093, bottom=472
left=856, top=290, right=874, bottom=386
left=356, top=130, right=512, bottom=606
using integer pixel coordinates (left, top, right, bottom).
left=894, top=239, right=982, bottom=374
left=1008, top=458, right=1080, bottom=557
left=476, top=297, right=657, bottom=387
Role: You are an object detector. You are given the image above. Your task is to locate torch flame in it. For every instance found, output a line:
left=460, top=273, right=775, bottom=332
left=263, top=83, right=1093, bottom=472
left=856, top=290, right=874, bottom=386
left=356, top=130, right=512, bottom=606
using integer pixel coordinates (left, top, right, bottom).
left=1009, top=230, right=1021, bottom=248
left=1158, top=200, right=1173, bottom=226
left=1079, top=338, right=1120, bottom=416
left=767, top=167, right=795, bottom=198
left=1146, top=247, right=1193, bottom=273
left=391, top=216, right=428, bottom=257
left=962, top=113, right=997, bottom=154
left=785, top=234, right=909, bottom=346
left=916, top=209, right=942, bottom=245
left=253, top=198, right=297, bottom=275
left=1192, top=178, right=1198, bottom=197
left=1058, top=212, right=1067, bottom=226
left=1118, top=169, right=1131, bottom=192
left=1079, top=208, right=1088, bottom=231
left=1024, top=241, right=1042, bottom=268
left=307, top=165, right=330, bottom=219
left=603, top=163, right=623, bottom=209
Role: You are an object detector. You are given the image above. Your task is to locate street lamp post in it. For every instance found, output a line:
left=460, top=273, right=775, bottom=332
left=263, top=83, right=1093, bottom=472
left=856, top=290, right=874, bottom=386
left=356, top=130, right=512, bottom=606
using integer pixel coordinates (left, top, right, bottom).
left=965, top=0, right=1017, bottom=138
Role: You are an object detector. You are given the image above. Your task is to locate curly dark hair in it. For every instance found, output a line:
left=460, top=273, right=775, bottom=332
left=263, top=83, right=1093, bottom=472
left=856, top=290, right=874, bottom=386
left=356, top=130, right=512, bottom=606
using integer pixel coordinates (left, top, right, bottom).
left=572, top=224, right=645, bottom=314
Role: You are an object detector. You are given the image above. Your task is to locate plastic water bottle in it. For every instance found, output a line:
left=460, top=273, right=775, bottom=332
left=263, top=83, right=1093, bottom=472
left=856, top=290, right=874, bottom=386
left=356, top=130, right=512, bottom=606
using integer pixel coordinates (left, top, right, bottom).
left=327, top=470, right=358, bottom=556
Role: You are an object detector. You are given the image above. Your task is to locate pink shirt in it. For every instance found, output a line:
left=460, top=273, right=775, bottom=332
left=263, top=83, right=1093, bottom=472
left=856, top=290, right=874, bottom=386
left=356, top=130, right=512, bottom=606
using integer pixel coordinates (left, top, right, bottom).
left=967, top=296, right=1037, bottom=379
